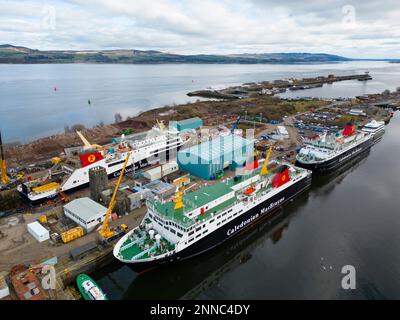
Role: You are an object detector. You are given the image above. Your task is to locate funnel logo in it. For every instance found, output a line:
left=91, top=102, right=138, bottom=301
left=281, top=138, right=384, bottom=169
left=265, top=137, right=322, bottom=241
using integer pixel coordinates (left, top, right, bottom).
left=88, top=154, right=96, bottom=163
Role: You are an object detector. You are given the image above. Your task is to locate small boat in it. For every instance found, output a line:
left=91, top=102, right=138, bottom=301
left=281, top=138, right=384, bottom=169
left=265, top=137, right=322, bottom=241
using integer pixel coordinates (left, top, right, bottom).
left=76, top=274, right=107, bottom=300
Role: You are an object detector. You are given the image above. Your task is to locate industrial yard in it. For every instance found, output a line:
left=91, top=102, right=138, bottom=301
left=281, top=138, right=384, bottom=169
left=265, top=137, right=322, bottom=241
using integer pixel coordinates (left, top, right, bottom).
left=0, top=73, right=398, bottom=301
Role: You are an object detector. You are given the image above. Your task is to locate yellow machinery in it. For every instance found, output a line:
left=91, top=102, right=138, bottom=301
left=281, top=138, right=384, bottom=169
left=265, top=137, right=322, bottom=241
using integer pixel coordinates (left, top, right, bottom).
left=0, top=130, right=9, bottom=185
left=99, top=153, right=130, bottom=241
left=260, top=146, right=273, bottom=176
left=32, top=182, right=60, bottom=194
left=61, top=226, right=84, bottom=244
left=173, top=188, right=184, bottom=210
left=76, top=131, right=103, bottom=151
left=39, top=215, right=48, bottom=224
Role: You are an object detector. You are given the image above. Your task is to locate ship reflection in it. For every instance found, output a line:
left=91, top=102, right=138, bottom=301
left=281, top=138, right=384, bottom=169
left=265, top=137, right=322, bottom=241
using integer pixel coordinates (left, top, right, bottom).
left=92, top=149, right=372, bottom=300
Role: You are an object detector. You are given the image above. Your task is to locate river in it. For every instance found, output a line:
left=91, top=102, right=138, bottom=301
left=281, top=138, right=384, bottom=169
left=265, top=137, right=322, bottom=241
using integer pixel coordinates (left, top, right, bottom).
left=92, top=113, right=400, bottom=300
left=1, top=61, right=400, bottom=143
left=3, top=61, right=400, bottom=299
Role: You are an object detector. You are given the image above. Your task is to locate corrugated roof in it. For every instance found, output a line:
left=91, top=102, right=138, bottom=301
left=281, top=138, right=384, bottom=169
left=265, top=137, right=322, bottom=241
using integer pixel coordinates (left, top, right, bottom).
left=178, top=134, right=253, bottom=162
left=178, top=117, right=203, bottom=125
left=64, top=197, right=108, bottom=221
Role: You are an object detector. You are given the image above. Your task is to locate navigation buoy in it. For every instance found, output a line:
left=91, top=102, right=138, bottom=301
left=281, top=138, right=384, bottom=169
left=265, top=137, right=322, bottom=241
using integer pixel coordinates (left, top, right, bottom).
left=88, top=99, right=91, bottom=105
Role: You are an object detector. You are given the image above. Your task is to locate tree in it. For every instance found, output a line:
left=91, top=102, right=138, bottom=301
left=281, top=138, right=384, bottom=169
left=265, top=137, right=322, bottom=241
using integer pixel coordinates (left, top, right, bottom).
left=114, top=113, right=123, bottom=123
left=71, top=124, right=86, bottom=132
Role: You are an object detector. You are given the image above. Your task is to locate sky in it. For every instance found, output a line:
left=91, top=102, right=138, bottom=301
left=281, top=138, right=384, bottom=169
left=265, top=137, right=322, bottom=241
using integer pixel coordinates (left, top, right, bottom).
left=0, top=0, right=399, bottom=58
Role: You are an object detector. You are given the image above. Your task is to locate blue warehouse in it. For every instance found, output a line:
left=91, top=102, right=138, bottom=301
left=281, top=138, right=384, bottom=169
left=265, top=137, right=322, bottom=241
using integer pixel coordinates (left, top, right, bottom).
left=177, top=135, right=254, bottom=180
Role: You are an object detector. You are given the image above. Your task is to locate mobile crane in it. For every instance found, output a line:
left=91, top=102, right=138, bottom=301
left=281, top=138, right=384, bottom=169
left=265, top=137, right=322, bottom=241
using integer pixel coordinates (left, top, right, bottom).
left=0, top=130, right=9, bottom=186
left=98, top=153, right=130, bottom=243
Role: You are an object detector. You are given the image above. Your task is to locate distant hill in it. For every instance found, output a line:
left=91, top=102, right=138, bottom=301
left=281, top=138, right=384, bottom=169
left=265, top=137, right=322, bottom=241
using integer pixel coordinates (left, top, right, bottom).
left=0, top=44, right=352, bottom=64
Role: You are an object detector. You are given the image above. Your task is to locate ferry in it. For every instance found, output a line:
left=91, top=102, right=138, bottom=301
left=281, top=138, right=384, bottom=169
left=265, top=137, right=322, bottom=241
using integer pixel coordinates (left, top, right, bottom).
left=113, top=159, right=312, bottom=273
left=17, top=122, right=186, bottom=205
left=361, top=120, right=385, bottom=144
left=295, top=124, right=373, bottom=173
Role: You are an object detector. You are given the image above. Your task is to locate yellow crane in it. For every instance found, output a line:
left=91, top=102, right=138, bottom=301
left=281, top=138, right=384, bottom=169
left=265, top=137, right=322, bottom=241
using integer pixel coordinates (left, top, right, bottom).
left=98, top=153, right=130, bottom=241
left=76, top=131, right=103, bottom=151
left=260, top=146, right=273, bottom=176
left=0, top=130, right=9, bottom=185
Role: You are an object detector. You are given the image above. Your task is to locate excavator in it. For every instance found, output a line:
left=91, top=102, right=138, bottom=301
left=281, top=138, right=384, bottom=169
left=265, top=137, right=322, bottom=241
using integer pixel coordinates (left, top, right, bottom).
left=98, top=153, right=130, bottom=243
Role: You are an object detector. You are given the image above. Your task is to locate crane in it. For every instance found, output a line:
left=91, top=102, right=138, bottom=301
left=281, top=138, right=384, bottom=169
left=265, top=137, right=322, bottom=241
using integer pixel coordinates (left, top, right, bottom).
left=98, top=153, right=130, bottom=241
left=260, top=146, right=273, bottom=176
left=0, top=130, right=9, bottom=185
left=76, top=131, right=103, bottom=151
left=231, top=114, right=242, bottom=134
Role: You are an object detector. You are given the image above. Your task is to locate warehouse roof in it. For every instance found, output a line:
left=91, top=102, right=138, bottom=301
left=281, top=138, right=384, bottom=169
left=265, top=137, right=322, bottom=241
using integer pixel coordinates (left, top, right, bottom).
left=178, top=134, right=253, bottom=162
left=64, top=197, right=108, bottom=221
left=178, top=117, right=203, bottom=126
left=27, top=221, right=49, bottom=237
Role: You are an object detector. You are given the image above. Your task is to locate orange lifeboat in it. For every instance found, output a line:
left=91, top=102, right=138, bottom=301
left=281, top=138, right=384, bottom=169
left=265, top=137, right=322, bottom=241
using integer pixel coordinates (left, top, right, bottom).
left=243, top=186, right=256, bottom=196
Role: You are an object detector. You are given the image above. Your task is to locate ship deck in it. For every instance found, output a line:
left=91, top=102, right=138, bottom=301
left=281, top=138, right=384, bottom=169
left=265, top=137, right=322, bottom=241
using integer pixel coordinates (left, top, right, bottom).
left=148, top=163, right=293, bottom=227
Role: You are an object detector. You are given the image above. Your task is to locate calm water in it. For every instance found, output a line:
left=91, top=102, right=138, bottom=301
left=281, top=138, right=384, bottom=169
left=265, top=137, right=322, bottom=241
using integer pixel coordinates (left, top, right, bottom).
left=92, top=113, right=400, bottom=300
left=1, top=61, right=400, bottom=143
left=3, top=61, right=399, bottom=299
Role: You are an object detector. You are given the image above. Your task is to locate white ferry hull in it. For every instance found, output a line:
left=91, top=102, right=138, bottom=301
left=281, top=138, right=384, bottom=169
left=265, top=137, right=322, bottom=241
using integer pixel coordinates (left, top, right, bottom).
left=115, top=171, right=312, bottom=273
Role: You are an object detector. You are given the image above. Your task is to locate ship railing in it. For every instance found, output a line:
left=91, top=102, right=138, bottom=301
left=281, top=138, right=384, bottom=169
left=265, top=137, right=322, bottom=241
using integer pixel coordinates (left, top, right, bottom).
left=120, top=237, right=143, bottom=252
left=131, top=244, right=158, bottom=260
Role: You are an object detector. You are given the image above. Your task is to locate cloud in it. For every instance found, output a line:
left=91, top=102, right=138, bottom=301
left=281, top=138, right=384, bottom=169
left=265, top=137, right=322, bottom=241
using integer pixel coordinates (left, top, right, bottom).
left=0, top=0, right=399, bottom=58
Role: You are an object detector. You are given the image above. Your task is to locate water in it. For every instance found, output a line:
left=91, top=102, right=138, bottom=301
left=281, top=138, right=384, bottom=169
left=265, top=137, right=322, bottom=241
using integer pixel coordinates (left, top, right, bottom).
left=1, top=61, right=400, bottom=143
left=2, top=61, right=400, bottom=299
left=91, top=113, right=400, bottom=300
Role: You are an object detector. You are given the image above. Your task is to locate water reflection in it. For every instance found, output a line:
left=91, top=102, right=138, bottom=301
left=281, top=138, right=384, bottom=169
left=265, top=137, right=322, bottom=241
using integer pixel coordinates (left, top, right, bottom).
left=92, top=149, right=373, bottom=299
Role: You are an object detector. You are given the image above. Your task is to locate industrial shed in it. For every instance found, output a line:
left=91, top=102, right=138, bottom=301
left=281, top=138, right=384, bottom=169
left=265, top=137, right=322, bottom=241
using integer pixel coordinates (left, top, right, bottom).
left=64, top=198, right=108, bottom=232
left=177, top=134, right=254, bottom=180
left=27, top=222, right=49, bottom=243
left=176, top=117, right=203, bottom=132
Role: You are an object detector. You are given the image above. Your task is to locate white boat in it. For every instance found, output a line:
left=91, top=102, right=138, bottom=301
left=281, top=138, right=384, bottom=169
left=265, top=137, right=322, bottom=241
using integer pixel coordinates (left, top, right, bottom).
left=18, top=122, right=187, bottom=205
left=361, top=120, right=385, bottom=144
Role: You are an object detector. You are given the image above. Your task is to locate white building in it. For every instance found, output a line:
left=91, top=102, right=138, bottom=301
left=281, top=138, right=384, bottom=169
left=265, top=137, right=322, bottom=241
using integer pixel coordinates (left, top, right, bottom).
left=349, top=108, right=366, bottom=116
left=270, top=126, right=289, bottom=141
left=64, top=197, right=108, bottom=232
left=27, top=221, right=49, bottom=242
left=143, top=161, right=179, bottom=182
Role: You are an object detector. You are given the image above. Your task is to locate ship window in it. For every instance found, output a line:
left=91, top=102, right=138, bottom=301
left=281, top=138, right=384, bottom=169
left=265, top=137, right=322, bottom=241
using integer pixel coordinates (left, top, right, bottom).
left=196, top=234, right=201, bottom=239
left=177, top=233, right=183, bottom=238
left=170, top=229, right=176, bottom=234
left=209, top=219, right=215, bottom=224
left=217, top=215, right=221, bottom=219
left=233, top=212, right=238, bottom=217
left=196, top=227, right=201, bottom=232
left=188, top=231, right=194, bottom=236
left=217, top=223, right=221, bottom=226
left=203, top=230, right=208, bottom=235
left=222, top=212, right=227, bottom=216
left=222, top=219, right=226, bottom=223
left=188, top=238, right=194, bottom=243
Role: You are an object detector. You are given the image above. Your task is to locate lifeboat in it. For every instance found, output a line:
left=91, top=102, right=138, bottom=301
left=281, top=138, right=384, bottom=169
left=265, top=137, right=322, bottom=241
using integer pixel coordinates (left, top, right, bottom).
left=243, top=186, right=256, bottom=196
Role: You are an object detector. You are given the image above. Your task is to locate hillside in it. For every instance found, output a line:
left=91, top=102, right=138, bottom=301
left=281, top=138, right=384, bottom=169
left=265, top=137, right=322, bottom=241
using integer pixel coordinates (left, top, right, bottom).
left=0, top=44, right=351, bottom=64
